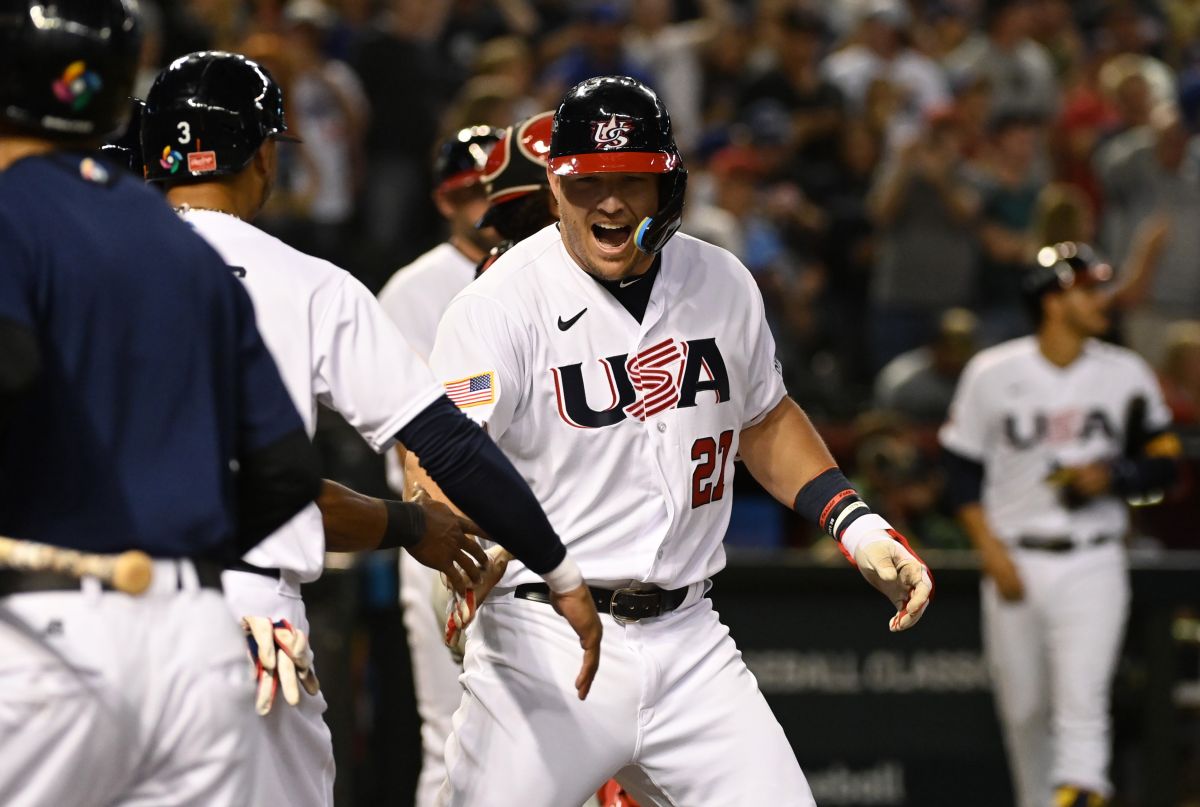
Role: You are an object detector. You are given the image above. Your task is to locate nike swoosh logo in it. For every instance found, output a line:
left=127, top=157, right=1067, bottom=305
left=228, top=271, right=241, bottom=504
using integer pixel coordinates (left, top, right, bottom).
left=619, top=277, right=641, bottom=288
left=557, top=308, right=587, bottom=331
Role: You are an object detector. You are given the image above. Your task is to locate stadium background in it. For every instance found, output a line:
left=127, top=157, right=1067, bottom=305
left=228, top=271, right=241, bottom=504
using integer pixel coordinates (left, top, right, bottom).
left=139, top=0, right=1200, bottom=804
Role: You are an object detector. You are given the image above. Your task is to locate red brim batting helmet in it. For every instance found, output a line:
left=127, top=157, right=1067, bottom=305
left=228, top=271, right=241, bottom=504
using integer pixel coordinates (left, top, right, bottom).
left=434, top=125, right=501, bottom=194
left=548, top=75, right=687, bottom=254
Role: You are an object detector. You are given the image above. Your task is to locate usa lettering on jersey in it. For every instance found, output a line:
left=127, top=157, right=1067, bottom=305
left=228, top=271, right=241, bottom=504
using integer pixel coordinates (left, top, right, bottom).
left=551, top=337, right=730, bottom=429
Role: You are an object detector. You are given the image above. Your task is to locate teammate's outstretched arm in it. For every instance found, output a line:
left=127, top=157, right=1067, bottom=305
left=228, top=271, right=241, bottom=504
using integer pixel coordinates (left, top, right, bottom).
left=738, top=396, right=934, bottom=632
left=316, top=479, right=491, bottom=595
left=397, top=395, right=601, bottom=699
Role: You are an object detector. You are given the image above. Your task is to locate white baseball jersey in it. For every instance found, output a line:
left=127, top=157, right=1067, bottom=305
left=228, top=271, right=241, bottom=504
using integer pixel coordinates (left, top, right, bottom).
left=429, top=224, right=787, bottom=590
left=181, top=209, right=444, bottom=580
left=377, top=242, right=478, bottom=807
left=939, top=336, right=1171, bottom=542
left=378, top=242, right=477, bottom=361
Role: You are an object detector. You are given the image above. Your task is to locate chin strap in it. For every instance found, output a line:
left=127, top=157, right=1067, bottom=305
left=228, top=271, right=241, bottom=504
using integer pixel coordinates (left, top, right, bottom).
left=634, top=167, right=688, bottom=255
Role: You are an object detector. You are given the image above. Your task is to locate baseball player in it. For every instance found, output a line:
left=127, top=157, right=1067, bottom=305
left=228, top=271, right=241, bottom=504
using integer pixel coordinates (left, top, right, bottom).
left=378, top=113, right=558, bottom=807
left=0, top=4, right=320, bottom=806
left=427, top=76, right=933, bottom=806
left=140, top=51, right=600, bottom=807
left=940, top=243, right=1181, bottom=807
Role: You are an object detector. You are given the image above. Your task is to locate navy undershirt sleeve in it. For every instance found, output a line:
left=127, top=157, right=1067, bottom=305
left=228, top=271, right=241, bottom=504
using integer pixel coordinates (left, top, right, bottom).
left=398, top=396, right=567, bottom=574
left=942, top=448, right=985, bottom=511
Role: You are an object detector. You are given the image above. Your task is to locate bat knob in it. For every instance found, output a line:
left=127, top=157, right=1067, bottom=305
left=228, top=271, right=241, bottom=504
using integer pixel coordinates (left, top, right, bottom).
left=113, top=550, right=153, bottom=595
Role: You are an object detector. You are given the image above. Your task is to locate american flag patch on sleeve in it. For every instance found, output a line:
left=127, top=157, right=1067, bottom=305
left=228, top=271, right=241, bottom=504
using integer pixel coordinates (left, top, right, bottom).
left=444, top=371, right=495, bottom=408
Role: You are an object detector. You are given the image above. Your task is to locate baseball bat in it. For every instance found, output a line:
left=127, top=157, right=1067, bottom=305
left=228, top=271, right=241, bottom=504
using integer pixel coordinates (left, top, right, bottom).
left=0, top=536, right=153, bottom=595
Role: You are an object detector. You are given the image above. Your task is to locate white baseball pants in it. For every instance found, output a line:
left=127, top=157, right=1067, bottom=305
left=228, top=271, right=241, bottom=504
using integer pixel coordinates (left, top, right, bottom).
left=0, top=562, right=259, bottom=807
left=982, top=542, right=1129, bottom=807
left=437, top=588, right=814, bottom=807
left=222, top=569, right=336, bottom=807
left=400, top=551, right=465, bottom=807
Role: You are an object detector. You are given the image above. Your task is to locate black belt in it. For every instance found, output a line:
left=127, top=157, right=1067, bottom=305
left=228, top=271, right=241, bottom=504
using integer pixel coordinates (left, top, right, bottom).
left=1016, top=534, right=1118, bottom=553
left=0, top=558, right=224, bottom=596
left=514, top=582, right=694, bottom=623
left=225, top=559, right=283, bottom=580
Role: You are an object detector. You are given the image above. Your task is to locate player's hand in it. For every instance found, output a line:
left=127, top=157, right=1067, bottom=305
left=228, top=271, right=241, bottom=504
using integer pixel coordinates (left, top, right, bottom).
left=435, top=546, right=512, bottom=664
left=852, top=529, right=934, bottom=632
left=407, top=487, right=491, bottom=596
left=242, top=616, right=321, bottom=716
left=1062, top=461, right=1113, bottom=499
left=550, top=584, right=602, bottom=700
left=978, top=539, right=1025, bottom=602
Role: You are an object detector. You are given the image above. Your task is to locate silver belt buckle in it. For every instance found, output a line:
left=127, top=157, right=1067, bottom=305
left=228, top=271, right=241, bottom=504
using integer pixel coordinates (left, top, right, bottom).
left=609, top=587, right=645, bottom=625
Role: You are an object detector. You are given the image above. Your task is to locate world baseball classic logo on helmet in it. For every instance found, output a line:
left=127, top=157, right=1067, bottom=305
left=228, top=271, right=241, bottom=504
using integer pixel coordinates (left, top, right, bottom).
left=592, top=114, right=634, bottom=150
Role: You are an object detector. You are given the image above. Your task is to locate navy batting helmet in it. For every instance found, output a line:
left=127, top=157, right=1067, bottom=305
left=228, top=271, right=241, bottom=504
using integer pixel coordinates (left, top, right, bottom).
left=549, top=76, right=687, bottom=255
left=141, top=51, right=297, bottom=183
left=0, top=0, right=142, bottom=139
left=1022, top=242, right=1114, bottom=299
left=434, top=125, right=501, bottom=194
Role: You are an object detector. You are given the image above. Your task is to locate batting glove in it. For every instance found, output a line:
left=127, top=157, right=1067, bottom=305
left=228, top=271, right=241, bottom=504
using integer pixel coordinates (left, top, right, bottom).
left=844, top=529, right=934, bottom=632
left=242, top=616, right=321, bottom=715
left=432, top=545, right=512, bottom=664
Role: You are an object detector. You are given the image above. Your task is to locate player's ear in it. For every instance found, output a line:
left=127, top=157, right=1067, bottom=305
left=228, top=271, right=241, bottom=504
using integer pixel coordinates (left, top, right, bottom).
left=432, top=188, right=455, bottom=219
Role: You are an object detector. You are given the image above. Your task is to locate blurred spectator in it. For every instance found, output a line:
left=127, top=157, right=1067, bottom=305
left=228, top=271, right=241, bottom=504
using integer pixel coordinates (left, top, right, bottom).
left=440, top=75, right=520, bottom=132
left=849, top=411, right=968, bottom=549
left=624, top=0, right=730, bottom=156
left=698, top=6, right=754, bottom=133
left=875, top=307, right=980, bottom=424
left=1160, top=321, right=1200, bottom=425
left=1051, top=91, right=1116, bottom=215
left=1093, top=2, right=1176, bottom=104
left=280, top=0, right=370, bottom=265
left=437, top=0, right=538, bottom=70
left=822, top=0, right=951, bottom=148
left=867, top=108, right=980, bottom=370
left=539, top=1, right=654, bottom=106
left=946, top=0, right=1058, bottom=120
left=1100, top=103, right=1200, bottom=365
left=352, top=0, right=459, bottom=270
left=971, top=111, right=1045, bottom=342
left=472, top=36, right=539, bottom=119
left=737, top=8, right=844, bottom=170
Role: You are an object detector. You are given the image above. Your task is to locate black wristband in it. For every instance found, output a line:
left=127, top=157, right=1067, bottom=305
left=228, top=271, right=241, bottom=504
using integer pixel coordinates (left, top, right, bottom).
left=793, top=467, right=872, bottom=541
left=381, top=499, right=426, bottom=550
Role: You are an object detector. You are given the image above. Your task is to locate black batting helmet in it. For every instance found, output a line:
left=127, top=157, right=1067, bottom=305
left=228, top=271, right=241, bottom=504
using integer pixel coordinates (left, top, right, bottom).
left=0, top=0, right=142, bottom=139
left=1022, top=242, right=1114, bottom=299
left=549, top=76, right=687, bottom=255
left=434, top=125, right=501, bottom=194
left=100, top=98, right=145, bottom=176
left=141, top=51, right=297, bottom=183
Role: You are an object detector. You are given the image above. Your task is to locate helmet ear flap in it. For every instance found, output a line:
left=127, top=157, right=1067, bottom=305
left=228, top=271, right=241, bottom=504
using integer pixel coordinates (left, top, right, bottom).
left=635, top=166, right=687, bottom=255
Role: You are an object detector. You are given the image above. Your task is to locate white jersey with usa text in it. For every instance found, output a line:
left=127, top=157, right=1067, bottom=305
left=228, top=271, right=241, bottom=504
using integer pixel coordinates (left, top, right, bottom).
left=429, top=224, right=787, bottom=590
left=939, top=336, right=1171, bottom=543
left=182, top=209, right=444, bottom=580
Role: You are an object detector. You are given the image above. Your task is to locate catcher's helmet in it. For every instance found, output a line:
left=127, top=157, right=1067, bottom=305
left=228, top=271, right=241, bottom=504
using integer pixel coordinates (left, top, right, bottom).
left=478, top=110, right=553, bottom=230
left=141, top=51, right=297, bottom=183
left=549, top=76, right=687, bottom=255
left=0, top=0, right=142, bottom=139
left=434, top=125, right=501, bottom=194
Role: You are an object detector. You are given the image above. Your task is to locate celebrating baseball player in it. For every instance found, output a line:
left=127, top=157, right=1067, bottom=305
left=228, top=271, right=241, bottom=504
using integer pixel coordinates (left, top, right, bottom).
left=940, top=243, right=1181, bottom=807
left=0, top=4, right=322, bottom=806
left=426, top=76, right=933, bottom=806
left=139, top=51, right=600, bottom=806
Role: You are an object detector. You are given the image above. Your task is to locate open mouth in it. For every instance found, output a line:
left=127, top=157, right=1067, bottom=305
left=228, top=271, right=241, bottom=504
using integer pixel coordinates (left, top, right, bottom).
left=592, top=222, right=632, bottom=251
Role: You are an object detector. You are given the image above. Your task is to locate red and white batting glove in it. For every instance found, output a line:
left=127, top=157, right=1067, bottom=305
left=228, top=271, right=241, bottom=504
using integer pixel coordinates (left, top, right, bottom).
left=432, top=545, right=512, bottom=664
left=840, top=517, right=934, bottom=632
left=242, top=616, right=321, bottom=715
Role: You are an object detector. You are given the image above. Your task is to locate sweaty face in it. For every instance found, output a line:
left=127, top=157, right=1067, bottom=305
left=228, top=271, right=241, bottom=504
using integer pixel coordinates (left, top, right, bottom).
left=550, top=171, right=659, bottom=281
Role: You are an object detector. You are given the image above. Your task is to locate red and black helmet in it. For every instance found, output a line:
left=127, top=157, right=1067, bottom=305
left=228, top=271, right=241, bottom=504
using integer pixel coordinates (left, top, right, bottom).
left=434, top=125, right=501, bottom=194
left=548, top=76, right=687, bottom=255
left=478, top=110, right=553, bottom=231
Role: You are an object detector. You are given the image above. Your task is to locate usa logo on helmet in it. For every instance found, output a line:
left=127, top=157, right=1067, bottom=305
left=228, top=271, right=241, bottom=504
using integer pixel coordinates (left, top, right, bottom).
left=591, top=114, right=633, bottom=149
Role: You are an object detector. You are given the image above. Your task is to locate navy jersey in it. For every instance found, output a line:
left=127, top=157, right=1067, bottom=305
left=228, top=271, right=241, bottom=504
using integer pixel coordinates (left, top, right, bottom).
left=0, top=153, right=303, bottom=557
